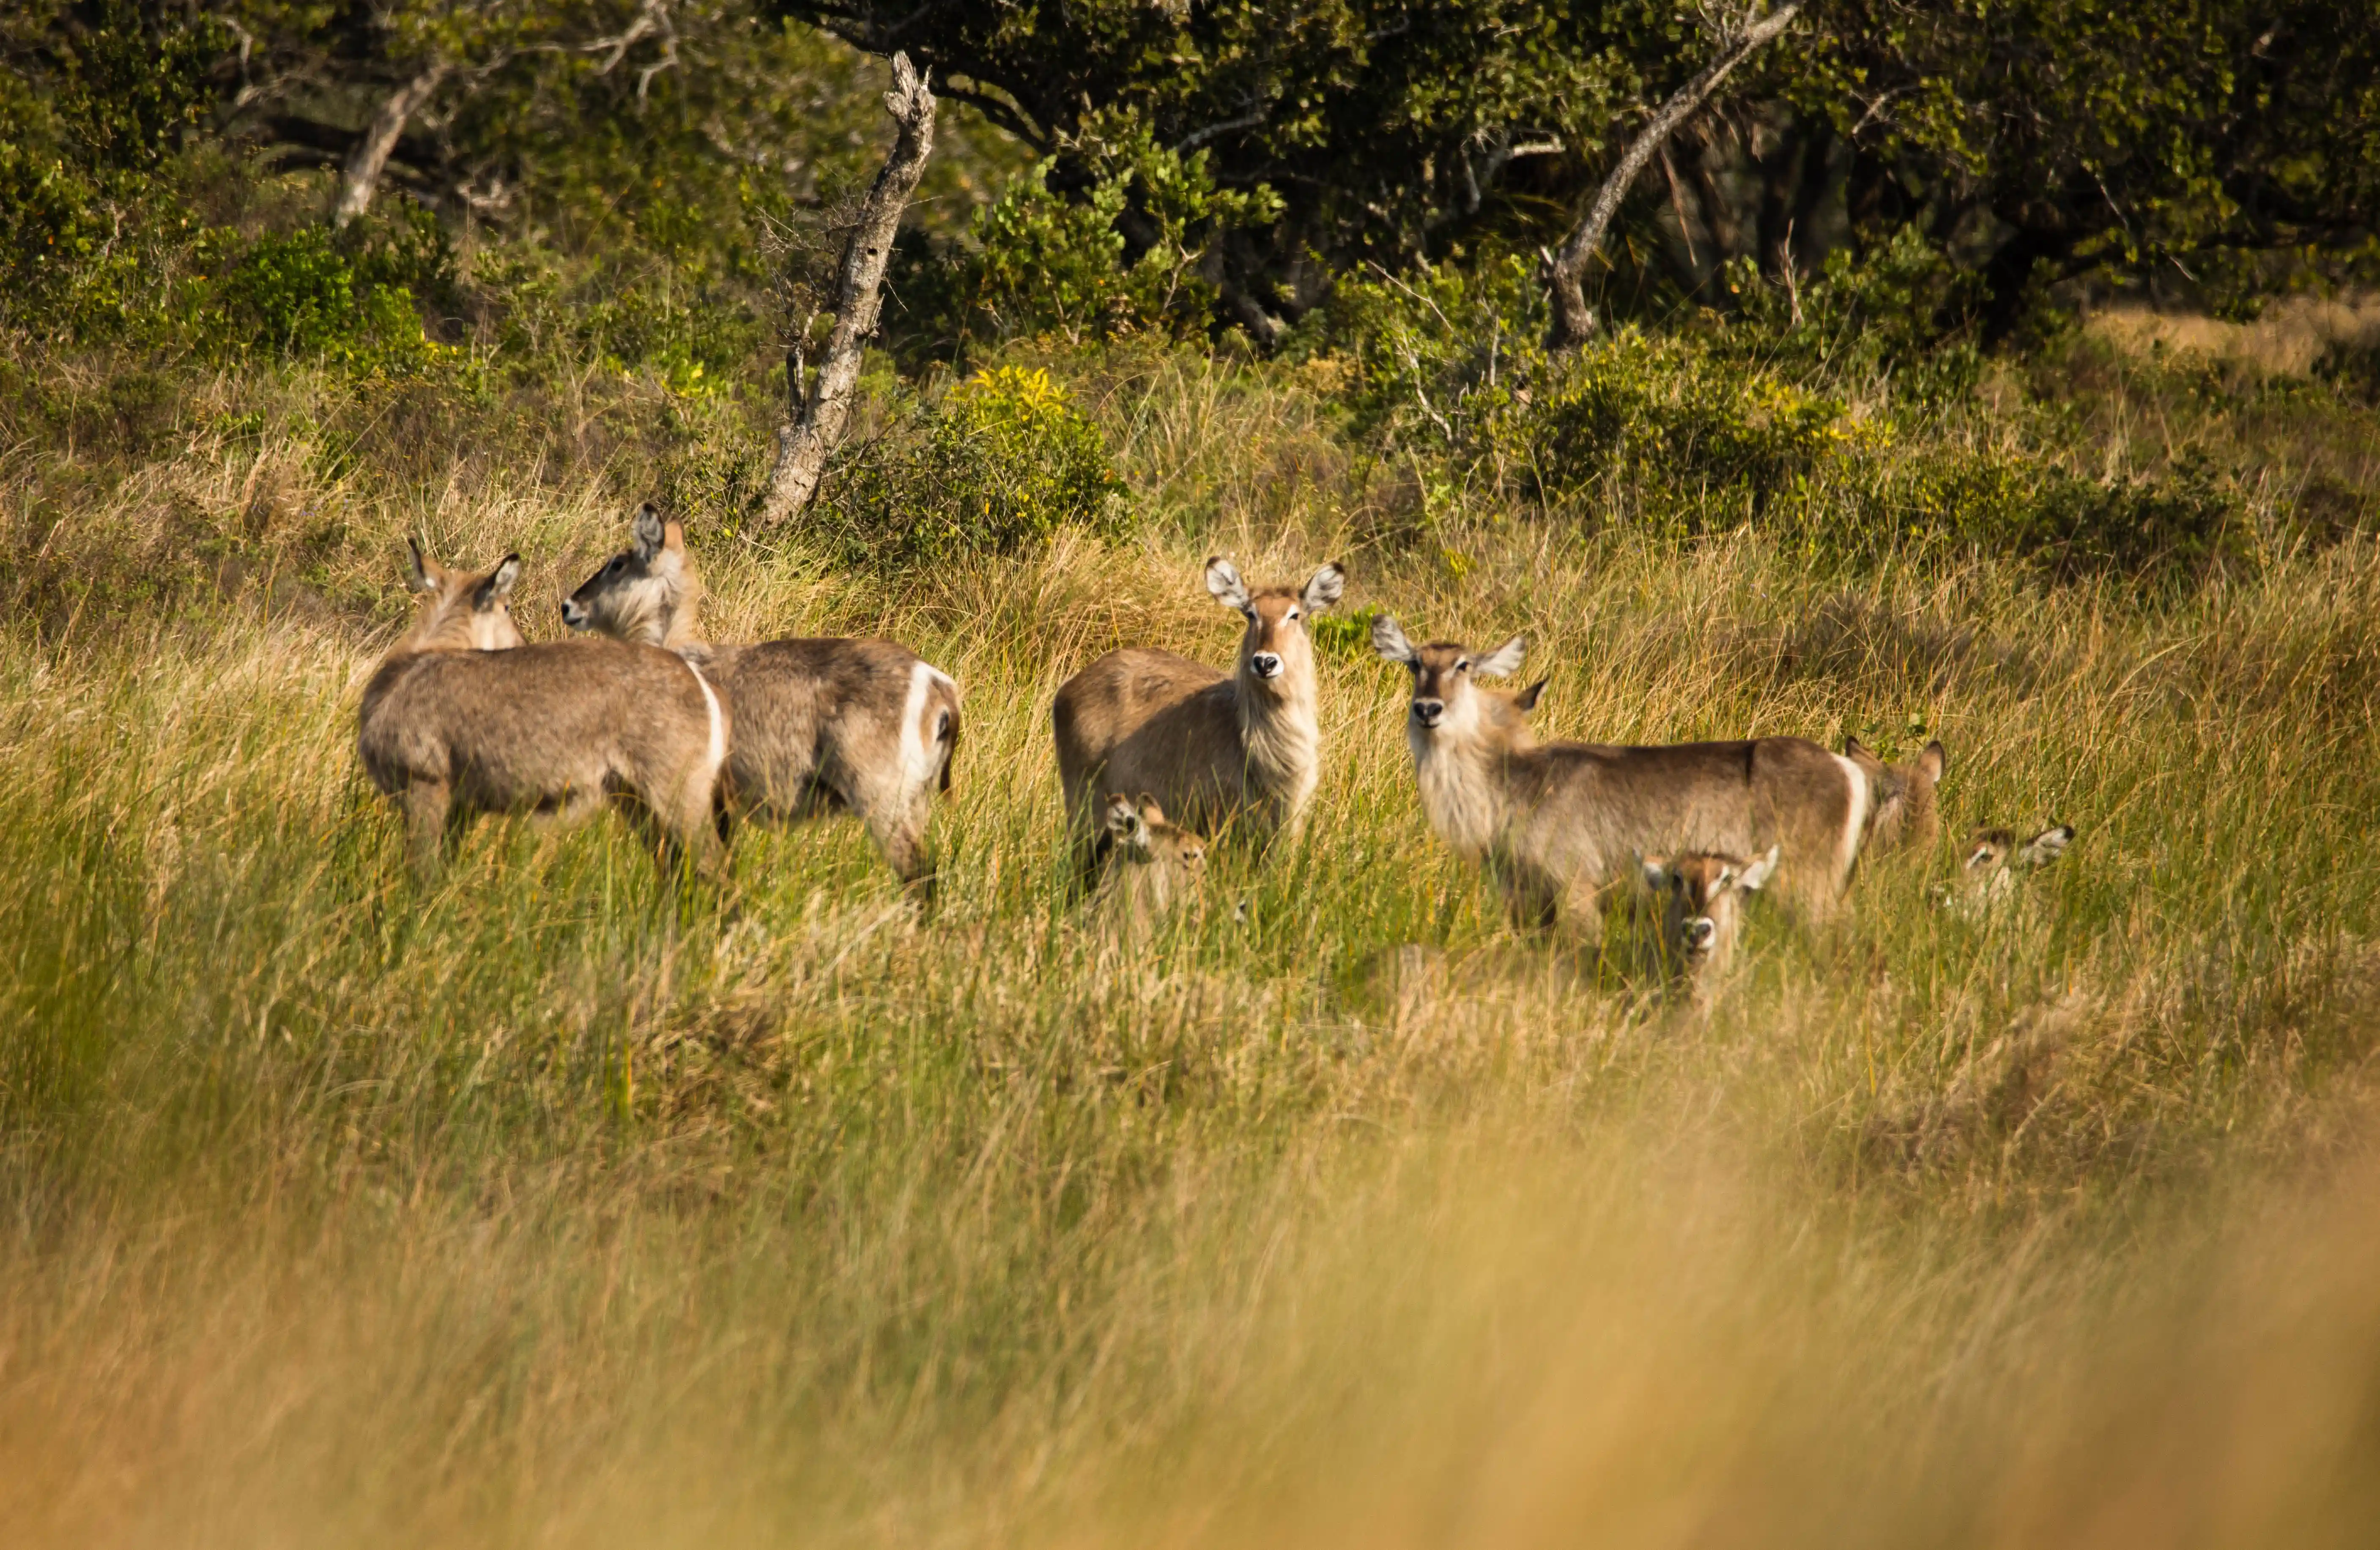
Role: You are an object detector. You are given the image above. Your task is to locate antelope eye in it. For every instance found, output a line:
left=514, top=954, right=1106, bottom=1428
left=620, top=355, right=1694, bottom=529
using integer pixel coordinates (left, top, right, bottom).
left=1455, top=660, right=1471, bottom=672
left=1287, top=608, right=1300, bottom=621
left=606, top=556, right=624, bottom=574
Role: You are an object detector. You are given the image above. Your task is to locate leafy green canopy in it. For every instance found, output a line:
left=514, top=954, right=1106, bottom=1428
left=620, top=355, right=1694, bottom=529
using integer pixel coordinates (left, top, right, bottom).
left=788, top=0, right=2380, bottom=337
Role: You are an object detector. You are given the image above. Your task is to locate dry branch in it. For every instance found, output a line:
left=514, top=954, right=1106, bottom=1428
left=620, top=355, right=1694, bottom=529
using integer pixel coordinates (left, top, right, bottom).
left=759, top=52, right=937, bottom=529
left=334, top=60, right=448, bottom=227
left=1546, top=0, right=1808, bottom=349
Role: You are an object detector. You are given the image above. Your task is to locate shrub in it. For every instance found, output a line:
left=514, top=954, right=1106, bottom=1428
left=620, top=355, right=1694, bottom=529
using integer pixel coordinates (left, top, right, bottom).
left=897, top=110, right=1283, bottom=352
left=808, top=365, right=1128, bottom=565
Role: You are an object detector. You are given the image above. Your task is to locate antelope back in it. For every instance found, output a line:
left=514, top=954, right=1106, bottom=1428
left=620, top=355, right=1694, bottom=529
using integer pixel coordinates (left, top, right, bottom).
left=563, top=502, right=701, bottom=646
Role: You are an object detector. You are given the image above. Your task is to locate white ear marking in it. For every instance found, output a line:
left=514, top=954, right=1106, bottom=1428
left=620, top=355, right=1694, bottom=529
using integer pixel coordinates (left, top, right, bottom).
left=1205, top=557, right=1250, bottom=611
left=1301, top=563, right=1346, bottom=612
left=1473, top=635, right=1527, bottom=679
left=1737, top=845, right=1780, bottom=892
left=1370, top=614, right=1417, bottom=665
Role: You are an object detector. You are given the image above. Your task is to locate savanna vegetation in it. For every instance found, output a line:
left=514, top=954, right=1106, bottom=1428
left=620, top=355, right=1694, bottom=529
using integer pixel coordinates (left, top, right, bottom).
left=7, top=2, right=2380, bottom=1544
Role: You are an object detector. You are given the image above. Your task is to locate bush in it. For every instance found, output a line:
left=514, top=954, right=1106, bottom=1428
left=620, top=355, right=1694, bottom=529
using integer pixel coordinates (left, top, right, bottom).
left=896, top=110, right=1283, bottom=353
left=808, top=365, right=1128, bottom=565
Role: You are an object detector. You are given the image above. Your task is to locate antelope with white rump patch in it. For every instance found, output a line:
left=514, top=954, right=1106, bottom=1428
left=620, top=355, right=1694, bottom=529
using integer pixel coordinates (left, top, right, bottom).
left=1639, top=846, right=1779, bottom=989
left=1370, top=617, right=1874, bottom=928
left=563, top=504, right=961, bottom=896
left=358, top=543, right=729, bottom=881
left=1843, top=735, right=1947, bottom=857
left=1052, top=556, right=1344, bottom=885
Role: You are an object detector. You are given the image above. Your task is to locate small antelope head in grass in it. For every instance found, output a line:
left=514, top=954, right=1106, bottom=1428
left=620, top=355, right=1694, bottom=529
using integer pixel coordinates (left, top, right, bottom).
left=1640, top=845, right=1780, bottom=985
left=1950, top=823, right=2074, bottom=913
left=1098, top=793, right=1208, bottom=934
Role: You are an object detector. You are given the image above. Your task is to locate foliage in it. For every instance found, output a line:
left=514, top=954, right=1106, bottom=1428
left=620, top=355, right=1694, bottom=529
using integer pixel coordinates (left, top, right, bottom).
left=899, top=110, right=1284, bottom=352
left=808, top=364, right=1128, bottom=564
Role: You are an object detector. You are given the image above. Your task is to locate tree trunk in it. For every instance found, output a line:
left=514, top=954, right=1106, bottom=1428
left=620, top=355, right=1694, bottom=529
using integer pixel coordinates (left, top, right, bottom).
left=334, top=62, right=447, bottom=227
left=759, top=53, right=937, bottom=529
left=1546, top=0, right=1808, bottom=350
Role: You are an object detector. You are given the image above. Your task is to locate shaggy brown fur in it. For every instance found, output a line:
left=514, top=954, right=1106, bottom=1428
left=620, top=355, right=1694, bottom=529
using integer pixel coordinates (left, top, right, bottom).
left=564, top=504, right=961, bottom=894
left=358, top=543, right=728, bottom=880
left=1053, top=557, right=1343, bottom=885
left=1374, top=616, right=1873, bottom=928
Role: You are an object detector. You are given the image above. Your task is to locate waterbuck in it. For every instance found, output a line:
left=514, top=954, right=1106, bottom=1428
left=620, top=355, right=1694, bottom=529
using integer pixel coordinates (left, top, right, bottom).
left=1370, top=616, right=1873, bottom=927
left=1094, top=792, right=1208, bottom=937
left=1052, top=556, right=1345, bottom=882
left=1948, top=822, right=2074, bottom=914
left=358, top=542, right=728, bottom=880
left=1639, top=846, right=1780, bottom=988
left=563, top=504, right=961, bottom=894
left=1843, top=735, right=1947, bottom=857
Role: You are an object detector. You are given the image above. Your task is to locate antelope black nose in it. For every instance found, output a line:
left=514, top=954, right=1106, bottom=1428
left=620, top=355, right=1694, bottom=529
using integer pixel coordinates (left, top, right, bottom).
left=561, top=598, right=587, bottom=629
left=1251, top=652, right=1283, bottom=679
left=1412, top=698, right=1444, bottom=726
left=1687, top=919, right=1717, bottom=949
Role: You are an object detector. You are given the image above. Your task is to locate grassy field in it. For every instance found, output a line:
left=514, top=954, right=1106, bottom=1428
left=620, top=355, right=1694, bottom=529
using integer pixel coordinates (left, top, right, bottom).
left=5, top=338, right=2380, bottom=1547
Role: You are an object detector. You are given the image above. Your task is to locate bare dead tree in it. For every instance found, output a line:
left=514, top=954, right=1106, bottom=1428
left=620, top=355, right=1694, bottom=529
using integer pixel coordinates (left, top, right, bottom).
left=333, top=61, right=448, bottom=227
left=759, top=52, right=937, bottom=529
left=1546, top=0, right=1809, bottom=349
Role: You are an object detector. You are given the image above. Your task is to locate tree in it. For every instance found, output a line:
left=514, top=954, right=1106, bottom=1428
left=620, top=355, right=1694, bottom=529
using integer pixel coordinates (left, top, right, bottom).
left=761, top=52, right=935, bottom=526
left=1545, top=0, right=1809, bottom=348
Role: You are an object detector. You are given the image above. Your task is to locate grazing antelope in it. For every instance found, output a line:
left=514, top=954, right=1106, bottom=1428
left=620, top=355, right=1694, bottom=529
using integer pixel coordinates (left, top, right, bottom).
left=1639, top=846, right=1780, bottom=988
left=1843, top=735, right=1947, bottom=856
left=1094, top=793, right=1208, bottom=937
left=1948, top=823, right=2074, bottom=914
left=562, top=504, right=961, bottom=894
left=1052, top=556, right=1345, bottom=882
left=358, top=542, right=728, bottom=881
left=1370, top=617, right=1873, bottom=927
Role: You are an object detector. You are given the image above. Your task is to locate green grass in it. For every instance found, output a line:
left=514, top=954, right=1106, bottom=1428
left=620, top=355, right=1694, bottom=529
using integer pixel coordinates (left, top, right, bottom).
left=5, top=337, right=2380, bottom=1546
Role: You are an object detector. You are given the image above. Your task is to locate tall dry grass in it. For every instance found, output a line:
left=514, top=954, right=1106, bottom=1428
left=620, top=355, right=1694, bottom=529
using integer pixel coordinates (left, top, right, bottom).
left=4, top=342, right=2380, bottom=1545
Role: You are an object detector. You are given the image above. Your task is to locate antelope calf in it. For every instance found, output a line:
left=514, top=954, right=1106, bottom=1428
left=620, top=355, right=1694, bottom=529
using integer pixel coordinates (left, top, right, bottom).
left=1052, top=556, right=1344, bottom=883
left=563, top=504, right=961, bottom=894
left=1371, top=617, right=1873, bottom=928
left=1639, top=846, right=1779, bottom=987
left=1949, top=822, right=2074, bottom=914
left=358, top=542, right=728, bottom=880
left=1843, top=735, right=1947, bottom=856
left=1094, top=793, right=1208, bottom=937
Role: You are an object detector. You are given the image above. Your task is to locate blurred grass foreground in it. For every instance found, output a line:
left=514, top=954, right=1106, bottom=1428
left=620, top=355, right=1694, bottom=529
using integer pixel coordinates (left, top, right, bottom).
left=10, top=3, right=2380, bottom=1542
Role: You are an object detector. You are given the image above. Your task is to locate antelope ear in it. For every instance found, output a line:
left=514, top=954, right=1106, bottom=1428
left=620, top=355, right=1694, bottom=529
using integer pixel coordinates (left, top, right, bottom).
left=1473, top=635, right=1527, bottom=679
left=1638, top=852, right=1671, bottom=892
left=631, top=502, right=667, bottom=562
left=1135, top=793, right=1168, bottom=827
left=2018, top=824, right=2073, bottom=869
left=477, top=554, right=523, bottom=608
left=1512, top=678, right=1547, bottom=712
left=662, top=518, right=687, bottom=554
left=1205, top=557, right=1251, bottom=612
left=1738, top=845, right=1781, bottom=892
left=404, top=538, right=438, bottom=594
left=1917, top=740, right=1946, bottom=783
left=1370, top=614, right=1417, bottom=665
left=1843, top=734, right=1874, bottom=760
left=1301, top=562, right=1346, bottom=612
